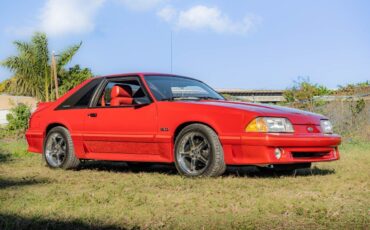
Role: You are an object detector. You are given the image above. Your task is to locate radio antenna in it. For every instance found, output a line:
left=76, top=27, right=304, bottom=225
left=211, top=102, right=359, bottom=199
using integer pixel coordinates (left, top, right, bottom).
left=170, top=30, right=173, bottom=73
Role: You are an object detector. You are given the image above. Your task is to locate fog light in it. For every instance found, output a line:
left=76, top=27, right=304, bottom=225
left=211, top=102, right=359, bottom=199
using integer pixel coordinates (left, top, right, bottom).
left=274, top=148, right=282, bottom=159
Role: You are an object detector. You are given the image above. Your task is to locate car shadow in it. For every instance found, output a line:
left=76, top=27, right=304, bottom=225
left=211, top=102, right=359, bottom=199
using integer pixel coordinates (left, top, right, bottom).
left=0, top=148, right=12, bottom=163
left=80, top=161, right=179, bottom=175
left=79, top=161, right=335, bottom=178
left=0, top=154, right=11, bottom=163
left=0, top=178, right=49, bottom=190
left=225, top=166, right=336, bottom=178
left=0, top=213, right=129, bottom=230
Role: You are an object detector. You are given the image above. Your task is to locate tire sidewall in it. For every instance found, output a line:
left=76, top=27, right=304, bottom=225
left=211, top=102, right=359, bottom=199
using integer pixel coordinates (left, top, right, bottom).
left=174, top=124, right=220, bottom=177
left=43, top=127, right=71, bottom=169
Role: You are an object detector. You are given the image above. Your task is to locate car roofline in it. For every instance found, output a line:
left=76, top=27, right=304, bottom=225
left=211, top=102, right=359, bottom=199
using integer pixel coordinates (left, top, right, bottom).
left=91, top=73, right=219, bottom=100
left=93, top=73, right=202, bottom=82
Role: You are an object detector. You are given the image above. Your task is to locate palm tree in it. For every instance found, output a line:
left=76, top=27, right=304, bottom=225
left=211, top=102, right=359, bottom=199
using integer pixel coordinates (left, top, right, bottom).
left=1, top=32, right=82, bottom=101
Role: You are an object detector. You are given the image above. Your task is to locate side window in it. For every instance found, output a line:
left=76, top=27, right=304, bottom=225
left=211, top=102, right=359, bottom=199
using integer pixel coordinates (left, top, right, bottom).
left=57, top=78, right=102, bottom=109
left=75, top=87, right=97, bottom=107
left=96, top=78, right=150, bottom=107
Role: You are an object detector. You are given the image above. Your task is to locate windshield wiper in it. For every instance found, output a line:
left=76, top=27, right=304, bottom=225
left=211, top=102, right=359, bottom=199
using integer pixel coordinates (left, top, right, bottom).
left=160, top=96, right=201, bottom=101
left=197, top=96, right=224, bottom=100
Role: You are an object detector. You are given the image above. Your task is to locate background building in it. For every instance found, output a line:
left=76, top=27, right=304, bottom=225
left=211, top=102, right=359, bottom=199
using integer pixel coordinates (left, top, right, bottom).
left=217, top=89, right=285, bottom=103
left=0, top=94, right=37, bottom=125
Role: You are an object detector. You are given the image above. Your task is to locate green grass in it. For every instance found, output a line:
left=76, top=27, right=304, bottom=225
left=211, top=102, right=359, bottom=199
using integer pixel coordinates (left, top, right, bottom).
left=0, top=139, right=369, bottom=229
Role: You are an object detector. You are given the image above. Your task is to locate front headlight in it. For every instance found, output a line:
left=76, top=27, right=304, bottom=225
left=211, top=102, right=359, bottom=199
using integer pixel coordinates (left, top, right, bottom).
left=320, top=120, right=333, bottom=134
left=245, top=117, right=294, bottom=133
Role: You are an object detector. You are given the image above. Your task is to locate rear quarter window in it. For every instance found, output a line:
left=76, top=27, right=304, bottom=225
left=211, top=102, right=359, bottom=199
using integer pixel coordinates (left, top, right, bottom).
left=56, top=78, right=103, bottom=109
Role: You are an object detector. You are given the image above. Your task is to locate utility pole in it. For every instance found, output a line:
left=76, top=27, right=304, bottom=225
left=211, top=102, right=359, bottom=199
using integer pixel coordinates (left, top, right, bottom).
left=45, top=68, right=49, bottom=102
left=51, top=52, right=59, bottom=99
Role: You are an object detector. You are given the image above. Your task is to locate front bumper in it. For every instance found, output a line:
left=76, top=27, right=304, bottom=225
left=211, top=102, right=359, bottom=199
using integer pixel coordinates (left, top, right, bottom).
left=224, top=133, right=341, bottom=165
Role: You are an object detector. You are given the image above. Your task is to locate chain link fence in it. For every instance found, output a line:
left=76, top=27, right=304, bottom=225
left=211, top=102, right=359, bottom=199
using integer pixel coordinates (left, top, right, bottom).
left=286, top=95, right=370, bottom=141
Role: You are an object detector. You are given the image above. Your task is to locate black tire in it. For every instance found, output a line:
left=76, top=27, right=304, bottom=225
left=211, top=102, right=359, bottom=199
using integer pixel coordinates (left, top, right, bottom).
left=174, top=124, right=226, bottom=177
left=43, top=126, right=80, bottom=170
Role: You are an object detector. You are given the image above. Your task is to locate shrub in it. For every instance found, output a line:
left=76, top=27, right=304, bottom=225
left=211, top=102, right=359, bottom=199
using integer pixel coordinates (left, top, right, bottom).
left=316, top=98, right=369, bottom=142
left=283, top=77, right=332, bottom=111
left=6, top=103, right=31, bottom=133
left=336, top=81, right=370, bottom=95
left=283, top=79, right=370, bottom=142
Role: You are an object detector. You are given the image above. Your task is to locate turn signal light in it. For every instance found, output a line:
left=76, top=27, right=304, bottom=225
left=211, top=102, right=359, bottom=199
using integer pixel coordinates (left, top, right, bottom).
left=245, top=117, right=294, bottom=133
left=245, top=117, right=268, bottom=132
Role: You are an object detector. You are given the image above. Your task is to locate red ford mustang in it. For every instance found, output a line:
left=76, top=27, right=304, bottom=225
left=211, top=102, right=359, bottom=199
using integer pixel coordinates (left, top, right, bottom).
left=26, top=73, right=341, bottom=177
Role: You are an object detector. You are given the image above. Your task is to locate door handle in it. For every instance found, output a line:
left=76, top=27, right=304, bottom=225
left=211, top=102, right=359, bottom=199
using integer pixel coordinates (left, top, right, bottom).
left=88, top=113, right=97, bottom=118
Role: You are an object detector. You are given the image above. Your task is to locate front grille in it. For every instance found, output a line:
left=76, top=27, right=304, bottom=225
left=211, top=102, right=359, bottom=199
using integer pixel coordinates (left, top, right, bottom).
left=292, top=151, right=330, bottom=158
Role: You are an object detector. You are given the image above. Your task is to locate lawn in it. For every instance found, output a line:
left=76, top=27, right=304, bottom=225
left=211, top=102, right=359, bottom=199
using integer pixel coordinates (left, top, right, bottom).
left=0, top=138, right=369, bottom=229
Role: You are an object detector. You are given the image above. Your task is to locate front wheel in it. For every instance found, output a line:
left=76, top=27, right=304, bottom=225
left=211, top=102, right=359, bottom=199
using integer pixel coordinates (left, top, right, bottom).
left=43, top=126, right=80, bottom=170
left=174, top=124, right=226, bottom=177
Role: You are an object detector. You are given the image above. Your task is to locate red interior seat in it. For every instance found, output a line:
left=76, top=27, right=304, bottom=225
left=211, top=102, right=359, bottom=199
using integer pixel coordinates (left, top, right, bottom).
left=101, top=94, right=106, bottom=107
left=110, top=85, right=133, bottom=106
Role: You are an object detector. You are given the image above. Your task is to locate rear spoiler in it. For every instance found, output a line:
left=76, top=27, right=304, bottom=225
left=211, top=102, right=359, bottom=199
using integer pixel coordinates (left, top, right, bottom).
left=34, top=101, right=54, bottom=113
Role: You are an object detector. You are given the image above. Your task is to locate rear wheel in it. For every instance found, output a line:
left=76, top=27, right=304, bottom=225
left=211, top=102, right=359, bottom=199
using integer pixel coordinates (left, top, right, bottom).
left=43, top=126, right=80, bottom=170
left=174, top=124, right=226, bottom=177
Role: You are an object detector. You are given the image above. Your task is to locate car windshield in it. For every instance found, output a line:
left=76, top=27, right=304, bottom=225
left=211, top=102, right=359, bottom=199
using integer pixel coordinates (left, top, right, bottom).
left=145, top=75, right=225, bottom=101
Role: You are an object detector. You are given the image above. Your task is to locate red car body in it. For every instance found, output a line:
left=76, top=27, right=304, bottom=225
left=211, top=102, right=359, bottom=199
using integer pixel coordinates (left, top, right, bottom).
left=26, top=73, right=341, bottom=166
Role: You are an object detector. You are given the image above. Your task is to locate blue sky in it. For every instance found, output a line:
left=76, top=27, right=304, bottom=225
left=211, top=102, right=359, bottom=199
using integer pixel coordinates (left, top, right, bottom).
left=0, top=0, right=369, bottom=89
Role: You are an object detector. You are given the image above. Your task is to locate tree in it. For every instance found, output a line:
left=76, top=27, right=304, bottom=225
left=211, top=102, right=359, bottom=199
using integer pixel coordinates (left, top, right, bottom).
left=336, top=81, right=370, bottom=95
left=53, top=65, right=92, bottom=100
left=0, top=79, right=11, bottom=94
left=283, top=77, right=332, bottom=110
left=1, top=32, right=83, bottom=101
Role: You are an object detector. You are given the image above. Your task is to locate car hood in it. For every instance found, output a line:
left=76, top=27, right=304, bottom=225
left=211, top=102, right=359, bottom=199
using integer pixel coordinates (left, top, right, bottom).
left=189, top=100, right=326, bottom=125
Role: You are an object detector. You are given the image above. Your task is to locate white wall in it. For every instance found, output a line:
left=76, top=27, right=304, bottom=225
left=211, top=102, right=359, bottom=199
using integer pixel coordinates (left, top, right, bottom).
left=0, top=109, right=9, bottom=125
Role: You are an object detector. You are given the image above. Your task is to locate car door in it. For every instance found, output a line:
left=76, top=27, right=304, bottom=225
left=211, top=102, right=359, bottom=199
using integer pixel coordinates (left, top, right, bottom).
left=82, top=76, right=159, bottom=159
left=53, top=78, right=104, bottom=157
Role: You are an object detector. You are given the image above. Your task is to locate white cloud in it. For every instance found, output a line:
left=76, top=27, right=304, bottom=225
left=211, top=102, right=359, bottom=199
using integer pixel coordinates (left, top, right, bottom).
left=39, top=0, right=105, bottom=36
left=7, top=1, right=258, bottom=37
left=157, top=6, right=177, bottom=22
left=118, top=0, right=167, bottom=11
left=7, top=0, right=165, bottom=36
left=158, top=5, right=259, bottom=35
